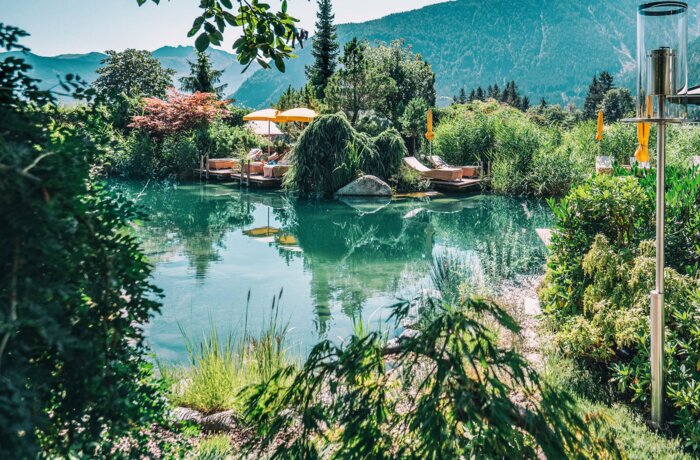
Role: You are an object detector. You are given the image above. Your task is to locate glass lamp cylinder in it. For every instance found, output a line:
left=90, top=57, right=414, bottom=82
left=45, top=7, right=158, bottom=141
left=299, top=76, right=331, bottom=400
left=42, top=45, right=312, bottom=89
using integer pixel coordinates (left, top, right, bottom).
left=637, top=1, right=688, bottom=120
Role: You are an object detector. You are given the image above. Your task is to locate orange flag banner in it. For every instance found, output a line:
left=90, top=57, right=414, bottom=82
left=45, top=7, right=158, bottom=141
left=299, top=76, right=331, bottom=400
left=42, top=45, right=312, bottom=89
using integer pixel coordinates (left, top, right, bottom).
left=595, top=110, right=604, bottom=141
left=635, top=96, right=653, bottom=163
left=425, top=108, right=435, bottom=142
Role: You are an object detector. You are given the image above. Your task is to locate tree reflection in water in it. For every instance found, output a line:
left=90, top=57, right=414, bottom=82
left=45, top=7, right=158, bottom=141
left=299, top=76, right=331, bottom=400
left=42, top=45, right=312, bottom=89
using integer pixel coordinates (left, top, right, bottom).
left=111, top=181, right=552, bottom=356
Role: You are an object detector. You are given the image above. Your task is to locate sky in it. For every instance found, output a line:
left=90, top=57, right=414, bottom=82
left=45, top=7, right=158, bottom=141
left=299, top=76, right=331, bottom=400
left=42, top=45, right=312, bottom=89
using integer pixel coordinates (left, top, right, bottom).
left=1, top=0, right=447, bottom=56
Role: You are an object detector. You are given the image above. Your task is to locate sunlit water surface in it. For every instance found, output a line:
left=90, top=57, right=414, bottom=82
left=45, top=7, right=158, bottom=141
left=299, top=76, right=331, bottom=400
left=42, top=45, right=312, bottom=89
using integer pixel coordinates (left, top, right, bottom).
left=111, top=180, right=552, bottom=362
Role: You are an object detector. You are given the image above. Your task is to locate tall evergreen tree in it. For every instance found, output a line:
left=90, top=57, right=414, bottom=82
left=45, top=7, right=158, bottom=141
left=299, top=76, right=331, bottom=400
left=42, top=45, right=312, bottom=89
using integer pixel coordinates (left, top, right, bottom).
left=521, top=95, right=530, bottom=111
left=540, top=97, right=548, bottom=108
left=469, top=89, right=476, bottom=102
left=458, top=87, right=467, bottom=104
left=583, top=71, right=615, bottom=119
left=598, top=71, right=614, bottom=93
left=475, top=86, right=485, bottom=101
left=491, top=83, right=501, bottom=101
left=306, top=0, right=339, bottom=100
left=179, top=52, right=227, bottom=98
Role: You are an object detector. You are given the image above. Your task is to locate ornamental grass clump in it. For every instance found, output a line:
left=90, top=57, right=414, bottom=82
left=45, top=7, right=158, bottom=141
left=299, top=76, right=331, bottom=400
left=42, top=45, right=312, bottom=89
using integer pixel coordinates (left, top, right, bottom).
left=168, top=297, right=294, bottom=415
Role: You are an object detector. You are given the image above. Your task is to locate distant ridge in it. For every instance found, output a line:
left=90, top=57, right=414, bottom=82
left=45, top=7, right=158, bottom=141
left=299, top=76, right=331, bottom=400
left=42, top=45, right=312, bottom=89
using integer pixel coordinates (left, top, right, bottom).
left=5, top=1, right=700, bottom=108
left=0, top=45, right=257, bottom=102
left=233, top=0, right=700, bottom=108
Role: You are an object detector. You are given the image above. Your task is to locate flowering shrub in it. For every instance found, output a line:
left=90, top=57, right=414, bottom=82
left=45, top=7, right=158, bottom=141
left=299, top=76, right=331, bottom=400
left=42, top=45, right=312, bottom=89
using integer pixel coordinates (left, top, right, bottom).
left=129, top=88, right=230, bottom=136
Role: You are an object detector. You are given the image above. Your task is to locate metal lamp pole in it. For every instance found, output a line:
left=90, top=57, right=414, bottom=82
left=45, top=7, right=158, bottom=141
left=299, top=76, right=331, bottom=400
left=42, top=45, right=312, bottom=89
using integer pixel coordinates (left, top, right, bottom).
left=651, top=98, right=666, bottom=426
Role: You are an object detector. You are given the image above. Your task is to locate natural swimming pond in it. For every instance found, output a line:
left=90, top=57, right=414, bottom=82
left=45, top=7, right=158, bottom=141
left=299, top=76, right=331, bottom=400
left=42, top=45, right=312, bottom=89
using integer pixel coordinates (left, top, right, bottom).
left=112, top=180, right=552, bottom=362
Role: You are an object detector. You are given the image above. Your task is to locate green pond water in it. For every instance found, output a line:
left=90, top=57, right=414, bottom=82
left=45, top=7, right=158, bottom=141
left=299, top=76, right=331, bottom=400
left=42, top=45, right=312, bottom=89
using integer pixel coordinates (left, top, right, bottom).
left=112, top=180, right=552, bottom=362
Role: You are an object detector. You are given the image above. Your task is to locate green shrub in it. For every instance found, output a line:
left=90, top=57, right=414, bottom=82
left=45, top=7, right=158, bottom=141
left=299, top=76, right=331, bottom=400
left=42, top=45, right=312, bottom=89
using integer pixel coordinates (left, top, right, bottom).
left=189, top=435, right=234, bottom=460
left=202, top=121, right=266, bottom=159
left=542, top=171, right=700, bottom=452
left=391, top=163, right=431, bottom=193
left=543, top=355, right=692, bottom=460
left=433, top=107, right=496, bottom=166
left=287, top=113, right=408, bottom=196
left=161, top=131, right=199, bottom=178
left=241, top=285, right=620, bottom=458
left=366, top=127, right=407, bottom=179
left=489, top=114, right=548, bottom=195
left=0, top=24, right=170, bottom=458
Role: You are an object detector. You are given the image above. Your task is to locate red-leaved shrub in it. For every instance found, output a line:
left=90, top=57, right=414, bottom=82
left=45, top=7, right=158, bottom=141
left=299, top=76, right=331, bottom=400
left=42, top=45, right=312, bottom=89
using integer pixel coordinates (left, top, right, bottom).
left=129, top=88, right=230, bottom=136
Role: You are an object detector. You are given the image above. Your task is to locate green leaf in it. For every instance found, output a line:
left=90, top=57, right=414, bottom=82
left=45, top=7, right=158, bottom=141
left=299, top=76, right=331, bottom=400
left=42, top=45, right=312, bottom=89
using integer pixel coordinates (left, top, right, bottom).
left=208, top=33, right=221, bottom=46
left=136, top=0, right=147, bottom=5
left=215, top=16, right=225, bottom=32
left=220, top=0, right=233, bottom=8
left=281, top=0, right=287, bottom=13
left=223, top=11, right=237, bottom=25
left=257, top=57, right=271, bottom=69
left=273, top=55, right=285, bottom=72
left=195, top=33, right=210, bottom=52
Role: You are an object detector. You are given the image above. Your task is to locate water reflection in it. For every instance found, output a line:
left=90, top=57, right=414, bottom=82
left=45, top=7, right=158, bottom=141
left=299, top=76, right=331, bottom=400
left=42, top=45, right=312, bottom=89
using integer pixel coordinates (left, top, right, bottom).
left=111, top=180, right=550, bottom=361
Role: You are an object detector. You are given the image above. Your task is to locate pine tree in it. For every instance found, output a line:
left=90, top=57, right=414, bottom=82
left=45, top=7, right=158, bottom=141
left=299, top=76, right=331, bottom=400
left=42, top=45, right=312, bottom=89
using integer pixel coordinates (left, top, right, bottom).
left=540, top=97, right=548, bottom=108
left=306, top=0, right=339, bottom=100
left=179, top=52, right=227, bottom=98
left=583, top=72, right=615, bottom=119
left=486, top=85, right=494, bottom=99
left=459, top=88, right=467, bottom=104
left=469, top=89, right=476, bottom=102
left=492, top=83, right=501, bottom=101
left=475, top=86, right=484, bottom=101
left=521, top=95, right=530, bottom=111
left=598, top=71, right=614, bottom=93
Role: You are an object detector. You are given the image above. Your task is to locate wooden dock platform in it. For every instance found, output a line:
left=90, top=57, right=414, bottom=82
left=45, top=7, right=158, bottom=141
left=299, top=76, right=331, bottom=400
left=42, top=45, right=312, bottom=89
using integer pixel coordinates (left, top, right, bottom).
left=231, top=172, right=283, bottom=188
left=195, top=169, right=234, bottom=180
left=430, top=178, right=481, bottom=192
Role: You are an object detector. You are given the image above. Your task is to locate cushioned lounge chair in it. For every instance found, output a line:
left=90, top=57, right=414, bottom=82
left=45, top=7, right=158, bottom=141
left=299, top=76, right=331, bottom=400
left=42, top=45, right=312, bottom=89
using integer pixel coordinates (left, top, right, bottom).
left=403, top=156, right=463, bottom=181
left=207, top=158, right=236, bottom=170
left=428, top=155, right=481, bottom=178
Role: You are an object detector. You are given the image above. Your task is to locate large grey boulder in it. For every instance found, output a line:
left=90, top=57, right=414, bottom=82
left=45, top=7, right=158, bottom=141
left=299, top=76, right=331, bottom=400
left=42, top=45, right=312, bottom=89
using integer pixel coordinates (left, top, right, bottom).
left=336, top=175, right=392, bottom=197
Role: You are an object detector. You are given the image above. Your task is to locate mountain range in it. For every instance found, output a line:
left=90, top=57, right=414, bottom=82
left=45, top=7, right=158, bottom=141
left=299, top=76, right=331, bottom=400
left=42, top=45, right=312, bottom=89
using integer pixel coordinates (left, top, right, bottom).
left=4, top=0, right=700, bottom=107
left=0, top=45, right=256, bottom=101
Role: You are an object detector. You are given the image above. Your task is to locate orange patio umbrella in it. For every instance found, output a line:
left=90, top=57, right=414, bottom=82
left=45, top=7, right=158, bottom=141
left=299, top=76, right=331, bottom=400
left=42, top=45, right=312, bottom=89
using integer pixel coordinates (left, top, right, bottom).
left=278, top=107, right=318, bottom=123
left=243, top=108, right=282, bottom=154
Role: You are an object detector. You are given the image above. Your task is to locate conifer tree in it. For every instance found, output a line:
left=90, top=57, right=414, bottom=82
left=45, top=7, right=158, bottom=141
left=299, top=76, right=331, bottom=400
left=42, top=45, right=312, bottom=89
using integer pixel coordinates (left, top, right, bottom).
left=491, top=83, right=501, bottom=101
left=486, top=85, right=494, bottom=99
left=459, top=87, right=467, bottom=104
left=306, top=0, right=339, bottom=100
left=540, top=97, right=548, bottom=108
left=475, top=86, right=485, bottom=101
left=469, top=89, right=476, bottom=102
left=583, top=71, right=615, bottom=119
left=521, top=95, right=530, bottom=111
left=179, top=52, right=227, bottom=98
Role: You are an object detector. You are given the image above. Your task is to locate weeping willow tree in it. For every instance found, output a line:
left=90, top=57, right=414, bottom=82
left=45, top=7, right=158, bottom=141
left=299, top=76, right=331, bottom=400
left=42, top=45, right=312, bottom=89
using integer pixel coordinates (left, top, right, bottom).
left=366, top=128, right=407, bottom=179
left=286, top=113, right=407, bottom=197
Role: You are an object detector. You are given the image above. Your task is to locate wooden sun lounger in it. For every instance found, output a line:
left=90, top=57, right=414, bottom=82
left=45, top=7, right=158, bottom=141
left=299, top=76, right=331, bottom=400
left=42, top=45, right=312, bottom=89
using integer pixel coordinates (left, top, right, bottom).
left=428, top=155, right=481, bottom=178
left=403, top=156, right=463, bottom=181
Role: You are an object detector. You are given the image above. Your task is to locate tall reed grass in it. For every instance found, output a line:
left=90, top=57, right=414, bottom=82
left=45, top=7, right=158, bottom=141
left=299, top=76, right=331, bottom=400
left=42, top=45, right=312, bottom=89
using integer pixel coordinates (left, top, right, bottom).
left=164, top=291, right=295, bottom=415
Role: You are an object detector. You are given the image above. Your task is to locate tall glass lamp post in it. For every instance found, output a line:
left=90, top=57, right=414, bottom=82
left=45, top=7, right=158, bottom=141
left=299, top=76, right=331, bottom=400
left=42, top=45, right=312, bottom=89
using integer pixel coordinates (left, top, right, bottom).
left=625, top=1, right=688, bottom=426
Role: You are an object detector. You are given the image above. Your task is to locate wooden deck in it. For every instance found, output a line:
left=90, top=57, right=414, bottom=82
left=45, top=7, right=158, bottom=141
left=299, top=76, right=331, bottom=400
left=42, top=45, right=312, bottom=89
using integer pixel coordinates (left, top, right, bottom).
left=195, top=169, right=235, bottom=180
left=430, top=177, right=482, bottom=192
left=231, top=172, right=283, bottom=188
